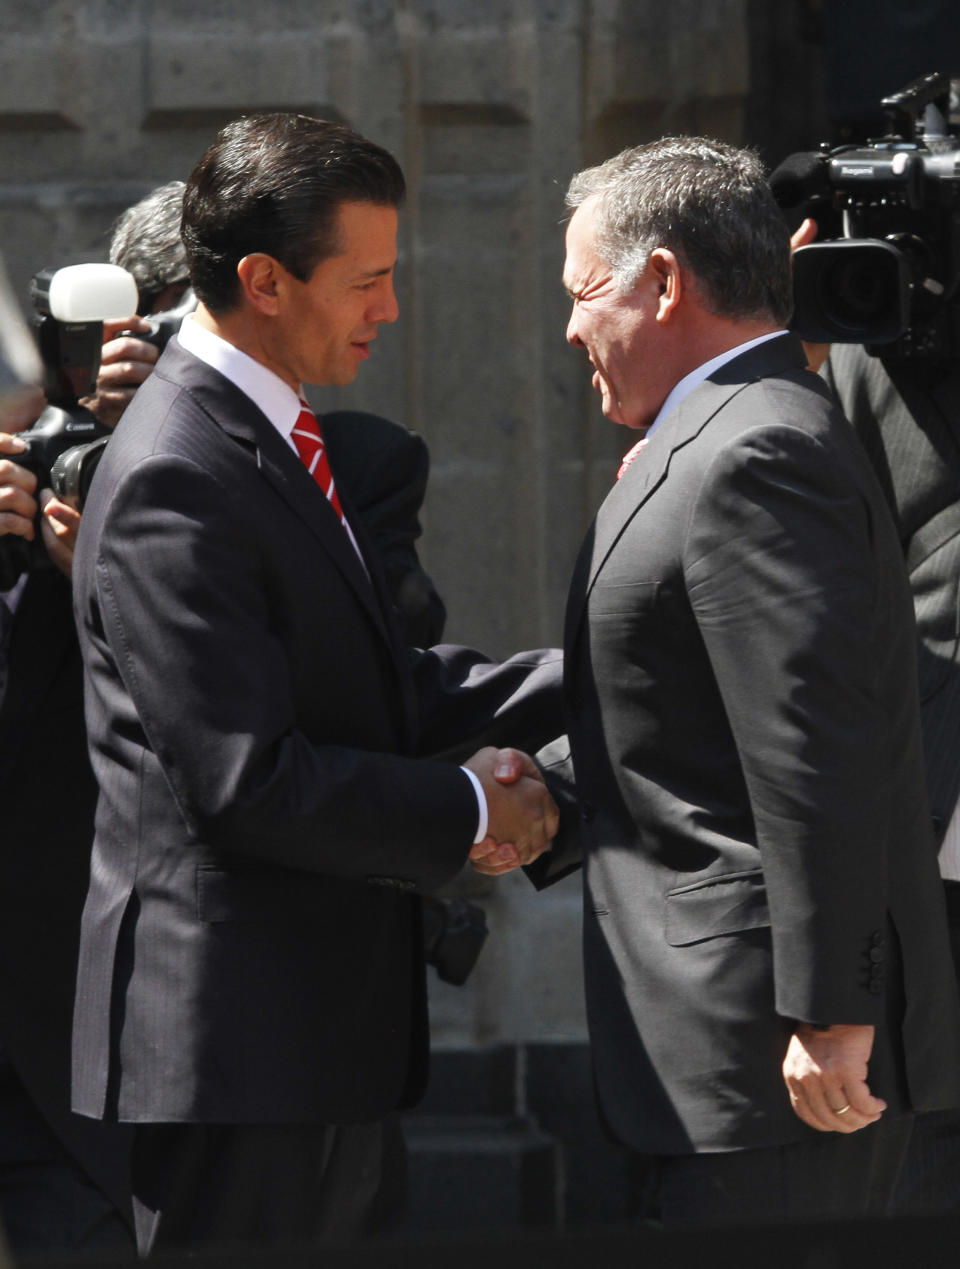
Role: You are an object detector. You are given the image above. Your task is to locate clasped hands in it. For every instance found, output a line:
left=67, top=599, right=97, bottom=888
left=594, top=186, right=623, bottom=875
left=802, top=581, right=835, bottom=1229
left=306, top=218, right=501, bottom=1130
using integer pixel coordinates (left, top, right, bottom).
left=464, top=746, right=558, bottom=876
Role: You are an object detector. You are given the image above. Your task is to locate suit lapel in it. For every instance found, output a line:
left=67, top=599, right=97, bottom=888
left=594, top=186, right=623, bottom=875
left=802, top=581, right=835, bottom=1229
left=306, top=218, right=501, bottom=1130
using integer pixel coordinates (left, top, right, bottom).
left=565, top=334, right=807, bottom=654
left=158, top=341, right=395, bottom=655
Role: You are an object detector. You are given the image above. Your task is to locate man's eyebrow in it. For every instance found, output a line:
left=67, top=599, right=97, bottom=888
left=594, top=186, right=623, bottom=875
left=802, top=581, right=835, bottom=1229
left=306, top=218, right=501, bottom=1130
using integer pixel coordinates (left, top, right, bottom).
left=354, top=264, right=394, bottom=281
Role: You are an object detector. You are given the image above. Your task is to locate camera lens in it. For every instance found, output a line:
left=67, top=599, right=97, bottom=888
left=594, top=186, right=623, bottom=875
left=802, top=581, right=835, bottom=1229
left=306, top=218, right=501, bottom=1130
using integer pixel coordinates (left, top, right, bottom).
left=50, top=436, right=109, bottom=511
left=791, top=240, right=910, bottom=344
left=821, top=253, right=896, bottom=329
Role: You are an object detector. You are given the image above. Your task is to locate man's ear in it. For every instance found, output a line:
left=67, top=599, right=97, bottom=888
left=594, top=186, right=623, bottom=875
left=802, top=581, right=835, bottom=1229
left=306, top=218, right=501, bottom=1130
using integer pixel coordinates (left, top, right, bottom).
left=649, top=248, right=682, bottom=323
left=236, top=253, right=283, bottom=316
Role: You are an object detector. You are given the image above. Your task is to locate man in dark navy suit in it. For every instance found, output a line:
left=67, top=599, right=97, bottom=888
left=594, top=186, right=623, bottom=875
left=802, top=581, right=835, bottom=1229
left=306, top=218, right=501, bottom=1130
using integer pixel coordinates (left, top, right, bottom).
left=71, top=113, right=560, bottom=1253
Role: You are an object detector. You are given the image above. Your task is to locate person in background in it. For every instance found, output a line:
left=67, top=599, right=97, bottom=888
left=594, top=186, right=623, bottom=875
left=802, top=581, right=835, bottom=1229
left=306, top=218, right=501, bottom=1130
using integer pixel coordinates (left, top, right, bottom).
left=787, top=210, right=960, bottom=1213
left=0, top=393, right=135, bottom=1255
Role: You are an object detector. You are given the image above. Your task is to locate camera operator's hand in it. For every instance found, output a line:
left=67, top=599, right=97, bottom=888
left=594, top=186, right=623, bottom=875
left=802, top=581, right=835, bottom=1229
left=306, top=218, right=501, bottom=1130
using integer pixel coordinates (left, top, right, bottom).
left=0, top=433, right=38, bottom=541
left=790, top=218, right=832, bottom=373
left=0, top=389, right=82, bottom=578
left=82, top=315, right=159, bottom=429
left=0, top=389, right=45, bottom=543
left=38, top=490, right=81, bottom=578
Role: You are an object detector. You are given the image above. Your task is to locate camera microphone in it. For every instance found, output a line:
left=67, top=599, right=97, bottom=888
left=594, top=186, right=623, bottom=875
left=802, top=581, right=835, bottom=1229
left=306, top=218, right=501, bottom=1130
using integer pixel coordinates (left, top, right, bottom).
left=769, top=151, right=831, bottom=210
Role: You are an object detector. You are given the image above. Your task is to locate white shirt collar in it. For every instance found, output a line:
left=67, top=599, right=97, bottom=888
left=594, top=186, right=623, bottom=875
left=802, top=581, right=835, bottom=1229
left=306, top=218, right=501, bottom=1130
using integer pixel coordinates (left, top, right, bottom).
left=177, top=314, right=303, bottom=446
left=645, top=330, right=787, bottom=439
left=176, top=314, right=368, bottom=570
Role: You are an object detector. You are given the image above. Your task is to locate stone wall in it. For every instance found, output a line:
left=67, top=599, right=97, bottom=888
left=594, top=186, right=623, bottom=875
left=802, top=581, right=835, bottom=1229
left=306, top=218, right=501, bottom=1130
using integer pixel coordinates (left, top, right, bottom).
left=0, top=0, right=767, bottom=1054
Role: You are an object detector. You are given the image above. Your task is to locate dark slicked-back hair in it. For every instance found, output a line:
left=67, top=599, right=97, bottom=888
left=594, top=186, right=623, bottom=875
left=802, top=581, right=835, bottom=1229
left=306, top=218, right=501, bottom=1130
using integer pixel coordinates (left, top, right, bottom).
left=182, top=113, right=405, bottom=313
left=566, top=136, right=792, bottom=326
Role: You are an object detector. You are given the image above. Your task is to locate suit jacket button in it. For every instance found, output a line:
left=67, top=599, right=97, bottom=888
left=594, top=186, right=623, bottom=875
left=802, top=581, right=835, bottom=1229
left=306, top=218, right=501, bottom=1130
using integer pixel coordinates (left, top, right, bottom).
left=870, top=931, right=885, bottom=947
left=581, top=801, right=596, bottom=822
left=869, top=980, right=884, bottom=994
left=869, top=947, right=884, bottom=964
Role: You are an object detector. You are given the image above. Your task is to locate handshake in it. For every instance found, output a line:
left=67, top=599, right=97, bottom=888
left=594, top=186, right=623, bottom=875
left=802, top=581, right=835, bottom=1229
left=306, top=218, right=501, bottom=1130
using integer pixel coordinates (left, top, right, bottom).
left=464, top=746, right=558, bottom=877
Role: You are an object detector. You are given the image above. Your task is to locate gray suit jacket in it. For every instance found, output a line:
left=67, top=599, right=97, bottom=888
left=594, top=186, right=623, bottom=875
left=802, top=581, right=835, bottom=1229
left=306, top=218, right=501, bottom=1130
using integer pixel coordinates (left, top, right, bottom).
left=534, top=335, right=960, bottom=1154
left=71, top=338, right=561, bottom=1126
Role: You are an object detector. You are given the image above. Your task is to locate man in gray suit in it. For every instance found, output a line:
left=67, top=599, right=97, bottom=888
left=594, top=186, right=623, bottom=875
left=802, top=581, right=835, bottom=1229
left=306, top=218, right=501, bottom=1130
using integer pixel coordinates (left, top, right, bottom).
left=524, top=137, right=960, bottom=1226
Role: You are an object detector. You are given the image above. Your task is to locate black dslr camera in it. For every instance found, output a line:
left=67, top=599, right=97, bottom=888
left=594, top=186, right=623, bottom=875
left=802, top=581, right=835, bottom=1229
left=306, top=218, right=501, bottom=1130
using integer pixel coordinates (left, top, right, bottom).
left=0, top=267, right=195, bottom=590
left=773, top=71, right=960, bottom=359
left=0, top=264, right=137, bottom=590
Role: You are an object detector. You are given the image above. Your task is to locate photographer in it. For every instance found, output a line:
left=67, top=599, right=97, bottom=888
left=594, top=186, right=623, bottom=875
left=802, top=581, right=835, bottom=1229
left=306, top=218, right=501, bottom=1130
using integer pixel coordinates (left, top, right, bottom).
left=822, top=327, right=960, bottom=1216
left=0, top=379, right=135, bottom=1254
left=778, top=73, right=960, bottom=1212
left=83, top=179, right=189, bottom=431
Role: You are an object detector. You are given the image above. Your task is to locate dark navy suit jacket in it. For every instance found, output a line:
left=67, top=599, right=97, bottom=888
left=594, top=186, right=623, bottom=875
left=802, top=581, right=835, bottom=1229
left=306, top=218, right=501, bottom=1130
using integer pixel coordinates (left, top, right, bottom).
left=71, top=338, right=560, bottom=1125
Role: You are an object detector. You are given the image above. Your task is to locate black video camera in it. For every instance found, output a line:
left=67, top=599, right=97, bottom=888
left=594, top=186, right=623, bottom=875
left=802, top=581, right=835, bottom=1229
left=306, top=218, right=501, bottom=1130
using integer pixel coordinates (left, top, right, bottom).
left=773, top=71, right=960, bottom=359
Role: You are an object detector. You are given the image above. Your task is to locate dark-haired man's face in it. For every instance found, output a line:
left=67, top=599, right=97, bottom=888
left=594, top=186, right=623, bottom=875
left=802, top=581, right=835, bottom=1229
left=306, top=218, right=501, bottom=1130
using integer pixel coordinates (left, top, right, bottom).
left=270, top=201, right=399, bottom=389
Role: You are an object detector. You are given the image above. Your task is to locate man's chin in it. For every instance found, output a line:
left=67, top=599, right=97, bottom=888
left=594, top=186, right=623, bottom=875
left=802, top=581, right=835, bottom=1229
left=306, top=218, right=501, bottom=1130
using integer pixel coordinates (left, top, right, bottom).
left=326, top=364, right=360, bottom=388
left=598, top=394, right=622, bottom=426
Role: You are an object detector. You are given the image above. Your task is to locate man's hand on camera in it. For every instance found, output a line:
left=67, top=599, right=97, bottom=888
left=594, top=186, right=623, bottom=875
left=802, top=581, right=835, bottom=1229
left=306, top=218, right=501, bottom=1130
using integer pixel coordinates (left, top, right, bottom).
left=0, top=390, right=82, bottom=577
left=0, top=432, right=38, bottom=541
left=82, top=315, right=159, bottom=429
left=0, top=389, right=45, bottom=542
left=790, top=218, right=832, bottom=373
left=38, top=490, right=81, bottom=577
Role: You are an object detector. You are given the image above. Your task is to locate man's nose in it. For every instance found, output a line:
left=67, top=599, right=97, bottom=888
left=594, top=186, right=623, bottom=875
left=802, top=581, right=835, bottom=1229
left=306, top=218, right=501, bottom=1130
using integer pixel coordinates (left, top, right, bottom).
left=372, top=280, right=399, bottom=325
left=566, top=306, right=583, bottom=346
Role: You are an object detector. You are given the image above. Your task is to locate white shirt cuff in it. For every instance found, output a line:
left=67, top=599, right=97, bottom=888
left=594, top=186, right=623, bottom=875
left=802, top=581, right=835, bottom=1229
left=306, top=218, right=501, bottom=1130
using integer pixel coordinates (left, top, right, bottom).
left=460, top=766, right=489, bottom=844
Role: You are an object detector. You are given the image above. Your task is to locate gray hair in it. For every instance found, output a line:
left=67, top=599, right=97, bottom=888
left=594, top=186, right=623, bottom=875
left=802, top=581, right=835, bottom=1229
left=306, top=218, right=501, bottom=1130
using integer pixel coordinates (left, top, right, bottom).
left=109, top=180, right=188, bottom=313
left=566, top=137, right=792, bottom=326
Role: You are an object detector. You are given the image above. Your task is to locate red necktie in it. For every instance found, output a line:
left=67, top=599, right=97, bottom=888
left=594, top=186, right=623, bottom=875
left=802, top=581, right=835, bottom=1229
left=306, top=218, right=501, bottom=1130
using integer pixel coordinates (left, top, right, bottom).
left=617, top=436, right=648, bottom=481
left=291, top=399, right=344, bottom=524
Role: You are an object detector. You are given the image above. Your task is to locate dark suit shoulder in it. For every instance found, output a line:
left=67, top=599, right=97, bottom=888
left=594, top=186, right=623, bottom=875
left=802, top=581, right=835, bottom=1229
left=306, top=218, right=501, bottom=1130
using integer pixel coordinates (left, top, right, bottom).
left=323, top=411, right=428, bottom=513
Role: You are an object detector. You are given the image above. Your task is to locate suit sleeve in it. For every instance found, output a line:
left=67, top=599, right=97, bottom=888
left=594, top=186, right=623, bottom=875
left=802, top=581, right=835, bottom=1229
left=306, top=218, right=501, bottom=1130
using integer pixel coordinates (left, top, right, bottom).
left=411, top=644, right=564, bottom=761
left=324, top=412, right=448, bottom=647
left=682, top=414, right=892, bottom=1025
left=88, top=451, right=476, bottom=893
left=526, top=736, right=583, bottom=889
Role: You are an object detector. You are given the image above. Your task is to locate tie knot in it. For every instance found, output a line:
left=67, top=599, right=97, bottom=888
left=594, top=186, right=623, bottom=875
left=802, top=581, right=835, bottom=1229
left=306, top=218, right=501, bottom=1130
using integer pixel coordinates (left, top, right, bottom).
left=292, top=401, right=322, bottom=443
left=616, top=436, right=648, bottom=481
